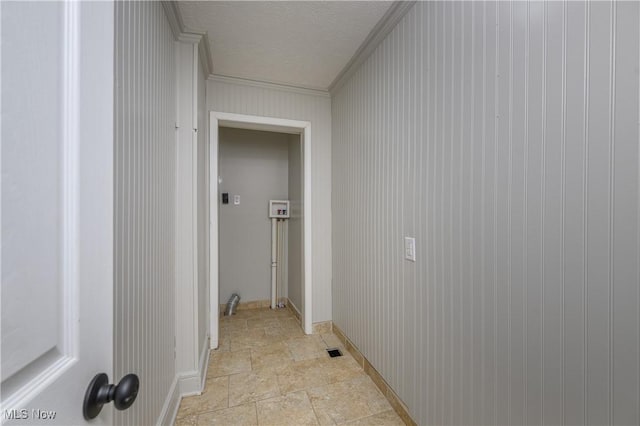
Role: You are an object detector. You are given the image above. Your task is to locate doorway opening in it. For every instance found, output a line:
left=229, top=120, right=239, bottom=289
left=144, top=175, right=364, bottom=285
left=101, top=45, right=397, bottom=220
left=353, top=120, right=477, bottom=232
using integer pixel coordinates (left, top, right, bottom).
left=217, top=127, right=302, bottom=318
left=209, top=112, right=312, bottom=349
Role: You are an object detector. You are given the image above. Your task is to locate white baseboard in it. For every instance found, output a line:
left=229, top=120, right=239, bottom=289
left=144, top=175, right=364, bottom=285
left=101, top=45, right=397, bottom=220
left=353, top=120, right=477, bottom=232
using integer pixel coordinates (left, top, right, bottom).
left=157, top=338, right=210, bottom=425
left=287, top=298, right=302, bottom=320
left=156, top=376, right=180, bottom=426
left=178, top=338, right=211, bottom=396
left=178, top=371, right=202, bottom=397
left=199, top=337, right=210, bottom=390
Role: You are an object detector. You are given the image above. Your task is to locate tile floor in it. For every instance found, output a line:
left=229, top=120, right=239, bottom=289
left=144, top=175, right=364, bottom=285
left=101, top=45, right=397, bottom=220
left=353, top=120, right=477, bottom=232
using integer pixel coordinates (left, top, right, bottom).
left=174, top=307, right=405, bottom=425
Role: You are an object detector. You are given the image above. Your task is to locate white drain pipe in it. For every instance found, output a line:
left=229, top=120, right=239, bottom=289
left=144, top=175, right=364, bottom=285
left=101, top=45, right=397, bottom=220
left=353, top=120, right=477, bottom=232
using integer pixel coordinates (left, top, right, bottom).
left=271, top=218, right=277, bottom=309
left=269, top=200, right=290, bottom=309
left=276, top=220, right=284, bottom=308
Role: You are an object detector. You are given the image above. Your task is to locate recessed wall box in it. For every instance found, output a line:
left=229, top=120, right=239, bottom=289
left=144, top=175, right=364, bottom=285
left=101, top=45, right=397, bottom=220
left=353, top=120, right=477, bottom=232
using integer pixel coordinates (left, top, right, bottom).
left=222, top=193, right=229, bottom=204
left=269, top=200, right=290, bottom=219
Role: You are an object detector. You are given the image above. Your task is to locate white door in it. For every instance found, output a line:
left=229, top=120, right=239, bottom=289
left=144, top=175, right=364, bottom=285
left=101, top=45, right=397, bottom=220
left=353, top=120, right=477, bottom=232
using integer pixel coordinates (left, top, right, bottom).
left=1, top=1, right=116, bottom=424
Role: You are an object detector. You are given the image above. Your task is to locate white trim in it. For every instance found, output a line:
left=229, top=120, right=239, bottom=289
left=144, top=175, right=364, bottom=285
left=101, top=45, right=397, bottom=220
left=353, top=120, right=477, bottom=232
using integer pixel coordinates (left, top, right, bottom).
left=161, top=1, right=213, bottom=76
left=177, top=373, right=201, bottom=397
left=199, top=338, right=210, bottom=391
left=156, top=376, right=180, bottom=426
left=161, top=1, right=182, bottom=40
left=302, top=125, right=312, bottom=335
left=209, top=112, right=314, bottom=344
left=191, top=42, right=200, bottom=370
left=174, top=41, right=199, bottom=375
left=328, top=0, right=416, bottom=94
left=178, top=32, right=202, bottom=45
left=1, top=356, right=77, bottom=413
left=287, top=298, right=302, bottom=321
left=162, top=340, right=209, bottom=424
left=177, top=335, right=210, bottom=397
left=197, top=34, right=213, bottom=77
left=205, top=108, right=212, bottom=355
left=209, top=113, right=219, bottom=348
left=208, top=74, right=330, bottom=98
left=62, top=0, right=80, bottom=360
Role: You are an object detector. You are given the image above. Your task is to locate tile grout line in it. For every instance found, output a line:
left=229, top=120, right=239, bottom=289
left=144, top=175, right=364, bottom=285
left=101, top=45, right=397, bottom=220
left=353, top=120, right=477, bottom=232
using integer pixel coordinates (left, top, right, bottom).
left=227, top=374, right=230, bottom=412
left=253, top=402, right=258, bottom=426
left=305, top=389, right=323, bottom=425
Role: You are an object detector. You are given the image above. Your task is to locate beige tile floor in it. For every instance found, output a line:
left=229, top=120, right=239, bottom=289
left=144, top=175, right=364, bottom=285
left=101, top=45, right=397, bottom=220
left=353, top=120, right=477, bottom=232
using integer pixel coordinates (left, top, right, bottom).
left=174, top=307, right=405, bottom=426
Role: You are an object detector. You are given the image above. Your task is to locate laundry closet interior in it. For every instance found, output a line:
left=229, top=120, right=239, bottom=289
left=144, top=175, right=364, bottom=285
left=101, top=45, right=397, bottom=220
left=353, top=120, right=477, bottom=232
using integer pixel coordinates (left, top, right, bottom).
left=218, top=127, right=304, bottom=318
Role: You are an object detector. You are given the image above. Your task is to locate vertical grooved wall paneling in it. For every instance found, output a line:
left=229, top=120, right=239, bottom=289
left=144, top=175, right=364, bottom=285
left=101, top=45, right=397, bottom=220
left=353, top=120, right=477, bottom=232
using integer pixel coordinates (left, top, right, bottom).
left=206, top=79, right=332, bottom=322
left=331, top=2, right=640, bottom=425
left=197, top=54, right=209, bottom=357
left=114, top=2, right=176, bottom=424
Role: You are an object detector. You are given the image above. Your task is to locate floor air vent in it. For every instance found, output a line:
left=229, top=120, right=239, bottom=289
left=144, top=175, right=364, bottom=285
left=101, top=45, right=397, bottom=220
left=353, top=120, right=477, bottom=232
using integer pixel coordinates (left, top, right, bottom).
left=327, top=348, right=343, bottom=358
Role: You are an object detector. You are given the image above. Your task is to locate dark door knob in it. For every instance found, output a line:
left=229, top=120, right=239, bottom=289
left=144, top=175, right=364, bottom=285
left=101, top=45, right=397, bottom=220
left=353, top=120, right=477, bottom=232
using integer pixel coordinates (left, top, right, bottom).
left=83, top=373, right=139, bottom=420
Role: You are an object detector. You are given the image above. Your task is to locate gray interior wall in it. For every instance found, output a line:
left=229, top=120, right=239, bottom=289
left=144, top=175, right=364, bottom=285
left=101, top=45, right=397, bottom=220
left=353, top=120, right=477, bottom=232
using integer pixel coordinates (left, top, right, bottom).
left=331, top=2, right=640, bottom=426
left=287, top=134, right=303, bottom=312
left=114, top=2, right=176, bottom=424
left=197, top=55, right=209, bottom=356
left=219, top=128, right=289, bottom=304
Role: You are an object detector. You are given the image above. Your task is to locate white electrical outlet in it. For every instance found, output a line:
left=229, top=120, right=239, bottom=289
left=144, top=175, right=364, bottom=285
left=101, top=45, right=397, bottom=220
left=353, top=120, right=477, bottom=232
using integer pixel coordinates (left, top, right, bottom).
left=233, top=195, right=240, bottom=205
left=404, top=237, right=416, bottom=262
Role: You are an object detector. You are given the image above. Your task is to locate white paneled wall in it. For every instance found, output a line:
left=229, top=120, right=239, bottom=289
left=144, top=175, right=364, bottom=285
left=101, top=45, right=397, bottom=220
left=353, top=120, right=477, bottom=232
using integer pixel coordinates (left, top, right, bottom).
left=114, top=2, right=176, bottom=425
left=197, top=54, right=210, bottom=362
left=175, top=38, right=210, bottom=395
left=207, top=79, right=332, bottom=322
left=332, top=2, right=640, bottom=425
left=175, top=41, right=198, bottom=380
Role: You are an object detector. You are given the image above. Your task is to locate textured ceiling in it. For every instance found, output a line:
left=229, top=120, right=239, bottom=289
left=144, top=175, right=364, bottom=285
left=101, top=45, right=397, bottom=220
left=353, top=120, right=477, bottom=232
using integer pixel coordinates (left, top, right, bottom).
left=178, top=1, right=393, bottom=90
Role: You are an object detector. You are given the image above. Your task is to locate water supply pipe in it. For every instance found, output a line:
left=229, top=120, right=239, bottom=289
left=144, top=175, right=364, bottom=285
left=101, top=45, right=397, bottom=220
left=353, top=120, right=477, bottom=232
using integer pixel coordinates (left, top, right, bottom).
left=271, top=217, right=277, bottom=309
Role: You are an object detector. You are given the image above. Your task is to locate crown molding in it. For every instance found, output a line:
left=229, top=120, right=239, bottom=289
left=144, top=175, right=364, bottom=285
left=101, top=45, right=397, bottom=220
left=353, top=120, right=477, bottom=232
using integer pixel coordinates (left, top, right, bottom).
left=196, top=32, right=213, bottom=77
left=328, top=0, right=416, bottom=95
left=161, top=1, right=183, bottom=40
left=163, top=0, right=414, bottom=96
left=208, top=74, right=330, bottom=98
left=161, top=1, right=214, bottom=77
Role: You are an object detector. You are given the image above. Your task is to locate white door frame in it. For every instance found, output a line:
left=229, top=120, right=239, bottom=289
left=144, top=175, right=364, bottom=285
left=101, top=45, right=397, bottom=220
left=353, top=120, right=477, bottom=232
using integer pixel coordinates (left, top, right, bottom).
left=209, top=111, right=313, bottom=349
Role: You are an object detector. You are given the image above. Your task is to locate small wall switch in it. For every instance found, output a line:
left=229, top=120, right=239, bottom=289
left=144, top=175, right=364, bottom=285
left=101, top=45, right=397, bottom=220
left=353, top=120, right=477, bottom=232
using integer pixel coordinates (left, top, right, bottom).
left=404, top=237, right=416, bottom=262
left=233, top=195, right=240, bottom=205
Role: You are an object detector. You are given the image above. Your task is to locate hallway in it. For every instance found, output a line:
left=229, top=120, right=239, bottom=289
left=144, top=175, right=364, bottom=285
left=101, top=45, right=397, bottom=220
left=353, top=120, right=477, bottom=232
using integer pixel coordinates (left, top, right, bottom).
left=4, top=1, right=640, bottom=424
left=175, top=307, right=404, bottom=425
